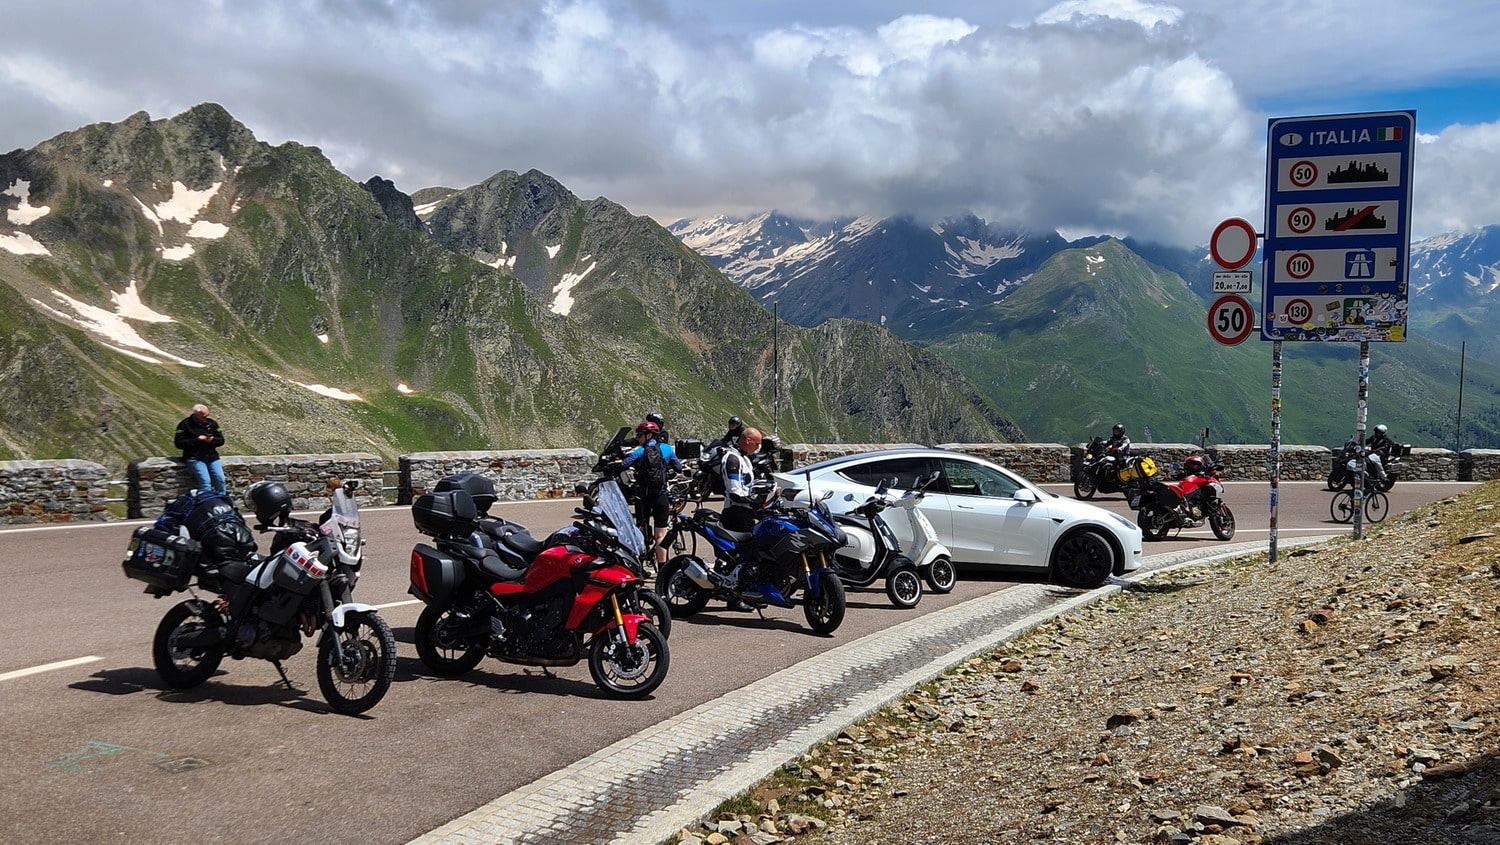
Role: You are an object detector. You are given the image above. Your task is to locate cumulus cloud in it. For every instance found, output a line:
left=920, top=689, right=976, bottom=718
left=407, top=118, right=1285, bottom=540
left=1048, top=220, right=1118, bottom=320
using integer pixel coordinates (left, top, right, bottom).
left=1, top=0, right=1498, bottom=246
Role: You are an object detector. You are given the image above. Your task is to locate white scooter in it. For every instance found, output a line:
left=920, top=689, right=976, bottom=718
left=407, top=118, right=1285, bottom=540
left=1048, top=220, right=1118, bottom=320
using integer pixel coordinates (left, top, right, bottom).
left=830, top=474, right=957, bottom=608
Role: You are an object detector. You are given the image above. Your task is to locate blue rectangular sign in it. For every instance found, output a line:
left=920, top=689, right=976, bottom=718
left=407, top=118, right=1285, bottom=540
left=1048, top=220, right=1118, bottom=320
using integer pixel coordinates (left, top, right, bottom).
left=1262, top=111, right=1414, bottom=341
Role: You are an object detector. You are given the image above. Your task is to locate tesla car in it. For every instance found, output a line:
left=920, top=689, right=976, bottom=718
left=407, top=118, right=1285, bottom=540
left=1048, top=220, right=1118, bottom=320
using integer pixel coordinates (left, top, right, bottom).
left=774, top=448, right=1143, bottom=588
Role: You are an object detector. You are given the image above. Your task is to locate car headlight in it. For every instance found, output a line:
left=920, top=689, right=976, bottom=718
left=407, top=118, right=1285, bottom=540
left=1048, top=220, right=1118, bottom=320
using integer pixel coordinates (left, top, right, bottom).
left=1105, top=511, right=1139, bottom=533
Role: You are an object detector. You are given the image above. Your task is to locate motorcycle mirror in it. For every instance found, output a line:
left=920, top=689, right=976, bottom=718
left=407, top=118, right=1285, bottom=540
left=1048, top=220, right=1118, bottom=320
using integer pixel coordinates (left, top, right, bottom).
left=843, top=493, right=855, bottom=501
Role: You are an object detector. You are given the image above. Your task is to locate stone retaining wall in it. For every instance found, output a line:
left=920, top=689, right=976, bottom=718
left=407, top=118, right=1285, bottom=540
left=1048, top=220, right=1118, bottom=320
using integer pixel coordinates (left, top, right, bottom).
left=1, top=443, right=1493, bottom=525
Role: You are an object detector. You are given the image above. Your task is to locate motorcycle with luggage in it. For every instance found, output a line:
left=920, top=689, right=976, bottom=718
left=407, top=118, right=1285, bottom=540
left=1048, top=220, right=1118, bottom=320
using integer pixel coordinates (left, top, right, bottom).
left=1135, top=455, right=1235, bottom=541
left=655, top=482, right=848, bottom=634
left=1327, top=437, right=1407, bottom=493
left=1074, top=436, right=1157, bottom=508
left=829, top=474, right=957, bottom=608
left=123, top=481, right=397, bottom=715
left=408, top=479, right=670, bottom=698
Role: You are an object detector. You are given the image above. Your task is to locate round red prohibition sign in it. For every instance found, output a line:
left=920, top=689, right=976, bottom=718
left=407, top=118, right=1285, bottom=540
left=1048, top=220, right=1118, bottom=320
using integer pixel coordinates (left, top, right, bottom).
left=1209, top=217, right=1258, bottom=270
left=1207, top=294, right=1254, bottom=345
left=1283, top=298, right=1314, bottom=325
left=1287, top=206, right=1316, bottom=235
left=1289, top=160, right=1318, bottom=188
left=1285, top=251, right=1315, bottom=280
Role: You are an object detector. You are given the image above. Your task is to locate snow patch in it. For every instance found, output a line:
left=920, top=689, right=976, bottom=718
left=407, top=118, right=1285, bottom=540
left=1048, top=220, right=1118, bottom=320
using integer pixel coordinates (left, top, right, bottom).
left=546, top=243, right=562, bottom=259
left=549, top=261, right=598, bottom=316
left=293, top=382, right=363, bottom=402
left=162, top=244, right=195, bottom=261
left=317, top=333, right=330, bottom=344
left=4, top=179, right=50, bottom=224
left=35, top=280, right=202, bottom=367
left=413, top=200, right=443, bottom=219
left=0, top=231, right=49, bottom=255
left=187, top=220, right=229, bottom=239
left=397, top=383, right=414, bottom=395
left=154, top=181, right=221, bottom=223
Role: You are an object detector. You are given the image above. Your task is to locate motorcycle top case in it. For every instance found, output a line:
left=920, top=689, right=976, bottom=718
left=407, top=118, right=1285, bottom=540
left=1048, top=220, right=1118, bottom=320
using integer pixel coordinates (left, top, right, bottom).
left=434, top=471, right=497, bottom=515
left=122, top=525, right=203, bottom=592
left=412, top=490, right=478, bottom=537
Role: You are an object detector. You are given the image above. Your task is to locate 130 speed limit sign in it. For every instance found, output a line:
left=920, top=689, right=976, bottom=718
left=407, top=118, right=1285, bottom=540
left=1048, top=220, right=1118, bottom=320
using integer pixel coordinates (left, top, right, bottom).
left=1207, top=294, right=1254, bottom=345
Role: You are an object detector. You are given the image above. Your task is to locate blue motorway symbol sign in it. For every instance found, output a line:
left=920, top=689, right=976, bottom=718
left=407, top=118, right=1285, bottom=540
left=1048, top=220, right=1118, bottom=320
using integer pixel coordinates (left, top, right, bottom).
left=1262, top=111, right=1414, bottom=342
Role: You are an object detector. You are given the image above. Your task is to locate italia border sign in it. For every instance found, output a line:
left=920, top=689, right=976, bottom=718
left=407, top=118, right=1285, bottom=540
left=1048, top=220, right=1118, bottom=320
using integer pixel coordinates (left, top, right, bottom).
left=1261, top=111, right=1414, bottom=342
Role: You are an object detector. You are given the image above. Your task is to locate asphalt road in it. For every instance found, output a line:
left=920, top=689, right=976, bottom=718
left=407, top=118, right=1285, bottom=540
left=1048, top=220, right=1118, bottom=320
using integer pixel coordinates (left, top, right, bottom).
left=0, top=480, right=1473, bottom=844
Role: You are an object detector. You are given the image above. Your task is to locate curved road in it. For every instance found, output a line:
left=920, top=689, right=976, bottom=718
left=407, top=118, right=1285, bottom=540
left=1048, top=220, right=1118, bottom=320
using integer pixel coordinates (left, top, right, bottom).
left=0, top=480, right=1471, bottom=844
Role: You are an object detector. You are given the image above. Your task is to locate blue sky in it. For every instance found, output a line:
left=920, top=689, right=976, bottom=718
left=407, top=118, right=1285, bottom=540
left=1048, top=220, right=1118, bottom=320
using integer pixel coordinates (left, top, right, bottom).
left=3, top=0, right=1499, bottom=247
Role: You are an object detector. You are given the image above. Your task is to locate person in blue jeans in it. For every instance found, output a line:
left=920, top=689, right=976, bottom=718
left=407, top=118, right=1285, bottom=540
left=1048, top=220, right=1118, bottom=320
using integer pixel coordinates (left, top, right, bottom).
left=174, top=403, right=226, bottom=494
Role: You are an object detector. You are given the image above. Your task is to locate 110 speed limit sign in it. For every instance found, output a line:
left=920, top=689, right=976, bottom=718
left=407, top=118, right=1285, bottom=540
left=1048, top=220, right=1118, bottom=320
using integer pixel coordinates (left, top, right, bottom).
left=1207, top=294, right=1254, bottom=345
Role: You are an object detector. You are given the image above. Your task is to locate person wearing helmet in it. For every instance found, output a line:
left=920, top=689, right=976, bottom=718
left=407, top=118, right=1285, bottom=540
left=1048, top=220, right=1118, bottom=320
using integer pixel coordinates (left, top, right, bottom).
left=644, top=411, right=669, bottom=444
left=1366, top=424, right=1393, bottom=481
left=1105, top=423, right=1132, bottom=456
left=1180, top=455, right=1205, bottom=477
left=620, top=419, right=684, bottom=569
left=174, top=403, right=227, bottom=494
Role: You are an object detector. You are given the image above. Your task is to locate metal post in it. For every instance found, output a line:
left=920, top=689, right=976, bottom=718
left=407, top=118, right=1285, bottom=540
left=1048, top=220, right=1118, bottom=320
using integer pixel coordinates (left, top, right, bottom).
left=1456, top=341, right=1466, bottom=453
left=1353, top=341, right=1369, bottom=540
left=772, top=302, right=780, bottom=440
left=1269, top=340, right=1281, bottom=564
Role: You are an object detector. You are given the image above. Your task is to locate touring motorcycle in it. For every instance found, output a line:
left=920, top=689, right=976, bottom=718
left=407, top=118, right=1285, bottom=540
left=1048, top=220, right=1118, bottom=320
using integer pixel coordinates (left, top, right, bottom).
left=1073, top=436, right=1157, bottom=508
left=1326, top=437, right=1407, bottom=492
left=124, top=480, right=397, bottom=715
left=408, top=479, right=670, bottom=699
left=656, top=483, right=847, bottom=634
left=1135, top=455, right=1235, bottom=541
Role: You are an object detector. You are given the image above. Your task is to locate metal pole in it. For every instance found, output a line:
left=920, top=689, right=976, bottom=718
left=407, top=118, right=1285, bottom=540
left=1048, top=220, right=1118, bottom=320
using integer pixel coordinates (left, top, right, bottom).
left=1456, top=341, right=1466, bottom=453
left=1269, top=340, right=1281, bottom=564
left=1353, top=341, right=1369, bottom=540
left=772, top=302, right=780, bottom=440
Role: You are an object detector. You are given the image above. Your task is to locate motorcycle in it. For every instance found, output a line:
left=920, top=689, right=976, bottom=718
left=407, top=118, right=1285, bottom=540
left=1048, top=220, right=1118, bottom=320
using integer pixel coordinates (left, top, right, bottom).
left=655, top=483, right=848, bottom=634
left=829, top=474, right=957, bottom=608
left=408, top=479, right=670, bottom=699
left=1327, top=438, right=1407, bottom=492
left=124, top=480, right=397, bottom=715
left=1135, top=456, right=1236, bottom=541
left=1074, top=436, right=1157, bottom=508
left=677, top=432, right=781, bottom=507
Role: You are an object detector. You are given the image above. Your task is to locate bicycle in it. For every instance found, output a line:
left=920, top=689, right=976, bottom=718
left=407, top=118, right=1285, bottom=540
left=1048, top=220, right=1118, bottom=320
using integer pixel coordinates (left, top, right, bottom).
left=1329, top=489, right=1390, bottom=524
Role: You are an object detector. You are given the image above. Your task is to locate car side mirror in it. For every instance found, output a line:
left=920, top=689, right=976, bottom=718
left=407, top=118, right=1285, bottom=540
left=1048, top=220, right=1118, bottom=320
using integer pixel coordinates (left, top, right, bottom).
left=1012, top=488, right=1039, bottom=504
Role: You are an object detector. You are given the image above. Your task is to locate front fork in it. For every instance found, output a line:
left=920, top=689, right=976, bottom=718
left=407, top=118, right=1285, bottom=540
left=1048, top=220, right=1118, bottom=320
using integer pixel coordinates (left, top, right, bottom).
left=801, top=549, right=832, bottom=595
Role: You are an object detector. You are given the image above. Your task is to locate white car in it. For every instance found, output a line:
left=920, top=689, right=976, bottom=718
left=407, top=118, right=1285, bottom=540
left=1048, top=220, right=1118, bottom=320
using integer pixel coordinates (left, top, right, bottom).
left=774, top=448, right=1143, bottom=589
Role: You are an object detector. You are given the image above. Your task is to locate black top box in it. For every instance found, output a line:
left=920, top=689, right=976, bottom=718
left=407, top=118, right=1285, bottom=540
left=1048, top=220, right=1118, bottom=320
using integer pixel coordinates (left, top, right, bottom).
left=412, top=490, right=479, bottom=537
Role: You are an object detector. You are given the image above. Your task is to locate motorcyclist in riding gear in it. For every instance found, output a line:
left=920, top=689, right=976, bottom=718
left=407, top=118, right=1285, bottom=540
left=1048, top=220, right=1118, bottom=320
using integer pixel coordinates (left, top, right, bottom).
left=620, top=420, right=683, bottom=568
left=1106, top=423, right=1132, bottom=456
left=644, top=411, right=668, bottom=444
left=1366, top=424, right=1392, bottom=480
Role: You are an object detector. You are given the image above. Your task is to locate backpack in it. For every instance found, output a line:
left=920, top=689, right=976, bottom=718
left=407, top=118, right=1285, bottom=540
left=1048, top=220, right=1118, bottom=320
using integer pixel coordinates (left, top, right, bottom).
left=639, top=441, right=668, bottom=494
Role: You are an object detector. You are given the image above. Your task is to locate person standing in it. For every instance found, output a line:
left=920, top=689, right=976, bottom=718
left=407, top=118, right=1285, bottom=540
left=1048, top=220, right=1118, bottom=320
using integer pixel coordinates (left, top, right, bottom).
left=175, top=403, right=226, bottom=494
left=620, top=419, right=683, bottom=570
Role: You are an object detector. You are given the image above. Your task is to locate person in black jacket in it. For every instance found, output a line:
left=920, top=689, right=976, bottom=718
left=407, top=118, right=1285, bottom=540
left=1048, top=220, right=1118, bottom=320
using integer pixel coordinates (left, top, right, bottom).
left=174, top=403, right=226, bottom=494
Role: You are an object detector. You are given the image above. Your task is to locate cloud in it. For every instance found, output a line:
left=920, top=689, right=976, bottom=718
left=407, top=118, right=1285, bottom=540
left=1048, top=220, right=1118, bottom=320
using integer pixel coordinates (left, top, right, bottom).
left=2, top=1, right=1500, bottom=246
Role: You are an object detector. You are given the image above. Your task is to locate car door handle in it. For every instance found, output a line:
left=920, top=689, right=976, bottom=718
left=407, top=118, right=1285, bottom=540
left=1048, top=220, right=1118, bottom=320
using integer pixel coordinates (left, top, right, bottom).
left=956, top=503, right=977, bottom=510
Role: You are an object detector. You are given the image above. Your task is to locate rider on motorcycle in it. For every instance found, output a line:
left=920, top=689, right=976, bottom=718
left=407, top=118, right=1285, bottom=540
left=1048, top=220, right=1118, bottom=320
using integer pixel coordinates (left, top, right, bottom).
left=1366, top=424, right=1394, bottom=482
left=1106, top=423, right=1132, bottom=456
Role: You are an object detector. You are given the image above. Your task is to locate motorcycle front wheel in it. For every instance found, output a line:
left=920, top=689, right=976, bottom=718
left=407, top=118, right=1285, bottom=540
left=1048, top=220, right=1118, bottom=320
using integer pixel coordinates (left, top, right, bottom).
left=317, top=610, right=397, bottom=715
left=588, top=621, right=669, bottom=699
left=1137, top=504, right=1171, bottom=541
left=1073, top=472, right=1097, bottom=500
left=656, top=555, right=712, bottom=617
left=153, top=600, right=225, bottom=689
left=922, top=556, right=957, bottom=594
left=1209, top=503, right=1236, bottom=540
left=885, top=564, right=923, bottom=609
left=414, top=603, right=487, bottom=676
left=803, top=571, right=846, bottom=635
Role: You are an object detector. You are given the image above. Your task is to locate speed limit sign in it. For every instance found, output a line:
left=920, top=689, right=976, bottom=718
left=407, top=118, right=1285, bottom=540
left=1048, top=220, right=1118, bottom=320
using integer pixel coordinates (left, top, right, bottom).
left=1207, top=294, right=1254, bottom=345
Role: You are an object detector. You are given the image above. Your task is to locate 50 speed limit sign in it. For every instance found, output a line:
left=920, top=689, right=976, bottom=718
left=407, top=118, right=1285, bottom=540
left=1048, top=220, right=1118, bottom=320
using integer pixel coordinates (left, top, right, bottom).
left=1207, top=294, right=1254, bottom=345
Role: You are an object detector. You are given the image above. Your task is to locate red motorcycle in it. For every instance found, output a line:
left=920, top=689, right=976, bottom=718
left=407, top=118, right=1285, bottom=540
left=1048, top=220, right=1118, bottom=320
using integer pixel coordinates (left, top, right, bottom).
left=408, top=479, right=670, bottom=699
left=1135, top=455, right=1235, bottom=541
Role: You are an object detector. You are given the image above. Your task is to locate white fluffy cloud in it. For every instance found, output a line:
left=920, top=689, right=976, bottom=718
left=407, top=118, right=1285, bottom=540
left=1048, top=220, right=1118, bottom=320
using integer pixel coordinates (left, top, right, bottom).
left=1, top=0, right=1497, bottom=246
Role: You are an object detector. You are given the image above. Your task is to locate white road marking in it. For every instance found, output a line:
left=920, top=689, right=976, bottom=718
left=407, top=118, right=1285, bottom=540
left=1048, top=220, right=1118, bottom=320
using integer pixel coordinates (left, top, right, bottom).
left=373, top=599, right=421, bottom=610
left=0, top=655, right=101, bottom=682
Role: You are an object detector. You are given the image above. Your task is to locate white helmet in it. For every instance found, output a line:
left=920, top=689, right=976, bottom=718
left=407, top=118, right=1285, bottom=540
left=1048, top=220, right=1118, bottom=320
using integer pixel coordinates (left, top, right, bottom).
left=1374, top=424, right=1388, bottom=436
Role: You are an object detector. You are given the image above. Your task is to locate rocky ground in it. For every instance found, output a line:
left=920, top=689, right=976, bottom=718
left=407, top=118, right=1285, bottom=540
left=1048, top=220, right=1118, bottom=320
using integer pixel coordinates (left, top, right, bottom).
left=671, top=482, right=1500, bottom=845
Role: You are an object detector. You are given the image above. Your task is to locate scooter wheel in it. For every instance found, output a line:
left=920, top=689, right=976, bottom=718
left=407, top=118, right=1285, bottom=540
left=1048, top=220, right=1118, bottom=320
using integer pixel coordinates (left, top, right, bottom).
left=885, top=565, right=923, bottom=609
left=922, top=556, right=957, bottom=594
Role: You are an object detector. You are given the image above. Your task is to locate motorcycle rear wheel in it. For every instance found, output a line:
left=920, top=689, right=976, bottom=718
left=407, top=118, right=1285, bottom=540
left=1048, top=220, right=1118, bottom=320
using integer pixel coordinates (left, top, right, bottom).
left=630, top=588, right=673, bottom=639
left=1137, top=505, right=1171, bottom=541
left=656, top=555, right=712, bottom=617
left=153, top=600, right=225, bottom=689
left=803, top=571, right=846, bottom=635
left=1325, top=470, right=1349, bottom=491
left=1073, top=472, right=1098, bottom=500
left=1209, top=504, right=1236, bottom=540
left=317, top=610, right=397, bottom=715
left=885, top=565, right=923, bottom=609
left=588, top=621, right=669, bottom=699
left=922, top=556, right=957, bottom=594
left=414, top=603, right=487, bottom=677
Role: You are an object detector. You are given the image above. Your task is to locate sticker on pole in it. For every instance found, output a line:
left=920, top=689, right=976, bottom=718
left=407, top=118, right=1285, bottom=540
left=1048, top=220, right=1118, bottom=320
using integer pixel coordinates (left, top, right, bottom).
left=1207, top=294, right=1254, bottom=345
left=1210, top=218, right=1258, bottom=270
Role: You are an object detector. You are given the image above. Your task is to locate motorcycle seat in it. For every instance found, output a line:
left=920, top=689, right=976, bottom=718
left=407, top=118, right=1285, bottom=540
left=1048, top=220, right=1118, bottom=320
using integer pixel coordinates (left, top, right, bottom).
left=476, top=518, right=544, bottom=559
left=442, top=539, right=528, bottom=582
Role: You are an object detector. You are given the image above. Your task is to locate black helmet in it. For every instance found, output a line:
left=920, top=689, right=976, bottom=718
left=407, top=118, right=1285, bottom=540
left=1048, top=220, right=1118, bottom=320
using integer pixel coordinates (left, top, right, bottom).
left=1112, top=423, right=1125, bottom=436
left=645, top=411, right=665, bottom=428
left=727, top=415, right=743, bottom=431
left=247, top=481, right=292, bottom=526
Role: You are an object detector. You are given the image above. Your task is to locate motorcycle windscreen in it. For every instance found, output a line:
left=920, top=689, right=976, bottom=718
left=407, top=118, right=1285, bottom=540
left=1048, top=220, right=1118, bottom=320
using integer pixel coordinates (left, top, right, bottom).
left=592, top=480, right=646, bottom=559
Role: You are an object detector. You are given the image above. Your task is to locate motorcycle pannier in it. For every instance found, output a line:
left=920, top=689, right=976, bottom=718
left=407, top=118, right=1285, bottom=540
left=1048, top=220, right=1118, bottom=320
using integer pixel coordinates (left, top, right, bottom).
left=412, top=490, right=478, bottom=537
left=122, top=526, right=202, bottom=591
left=1117, top=456, right=1158, bottom=483
left=676, top=439, right=702, bottom=460
left=409, top=542, right=463, bottom=605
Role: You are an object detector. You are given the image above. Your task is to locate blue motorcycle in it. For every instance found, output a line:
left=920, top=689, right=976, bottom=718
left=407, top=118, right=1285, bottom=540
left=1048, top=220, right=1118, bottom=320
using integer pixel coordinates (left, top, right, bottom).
left=655, top=486, right=847, bottom=634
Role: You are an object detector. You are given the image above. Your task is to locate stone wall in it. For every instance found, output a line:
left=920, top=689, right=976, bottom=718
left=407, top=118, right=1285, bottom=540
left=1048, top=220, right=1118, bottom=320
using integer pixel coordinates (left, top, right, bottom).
left=0, top=459, right=111, bottom=525
left=400, top=449, right=597, bottom=504
left=127, top=454, right=386, bottom=519
left=1464, top=450, right=1500, bottom=481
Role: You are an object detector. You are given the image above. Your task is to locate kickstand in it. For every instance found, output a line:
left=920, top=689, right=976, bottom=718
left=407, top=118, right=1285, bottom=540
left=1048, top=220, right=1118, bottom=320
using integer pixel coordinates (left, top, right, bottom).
left=271, top=660, right=295, bottom=690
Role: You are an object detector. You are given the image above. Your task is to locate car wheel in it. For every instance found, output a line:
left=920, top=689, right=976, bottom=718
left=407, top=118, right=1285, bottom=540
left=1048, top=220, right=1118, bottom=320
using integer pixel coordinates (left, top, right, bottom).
left=1051, top=529, right=1115, bottom=589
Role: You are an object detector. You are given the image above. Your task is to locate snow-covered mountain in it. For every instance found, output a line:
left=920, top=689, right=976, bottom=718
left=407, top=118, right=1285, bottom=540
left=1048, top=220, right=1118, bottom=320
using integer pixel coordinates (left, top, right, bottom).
left=668, top=211, right=1090, bottom=337
left=1409, top=225, right=1500, bottom=365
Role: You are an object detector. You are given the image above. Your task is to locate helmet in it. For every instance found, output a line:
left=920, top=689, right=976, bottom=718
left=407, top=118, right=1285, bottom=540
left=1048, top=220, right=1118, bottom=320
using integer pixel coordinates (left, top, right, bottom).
left=1182, top=455, right=1205, bottom=474
left=247, top=481, right=292, bottom=526
left=645, top=412, right=665, bottom=428
left=1112, top=423, right=1125, bottom=436
left=727, top=415, right=743, bottom=431
left=1374, top=424, right=1388, bottom=436
left=636, top=420, right=661, bottom=435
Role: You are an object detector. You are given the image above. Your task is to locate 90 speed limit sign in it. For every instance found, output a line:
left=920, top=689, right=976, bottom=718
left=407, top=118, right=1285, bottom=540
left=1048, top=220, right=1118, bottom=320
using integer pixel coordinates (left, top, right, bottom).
left=1207, top=294, right=1254, bottom=345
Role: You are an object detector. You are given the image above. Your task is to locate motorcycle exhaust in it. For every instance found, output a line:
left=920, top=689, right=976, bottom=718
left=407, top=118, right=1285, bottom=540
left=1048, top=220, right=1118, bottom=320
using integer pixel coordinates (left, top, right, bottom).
left=681, top=558, right=719, bottom=589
